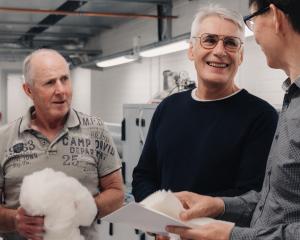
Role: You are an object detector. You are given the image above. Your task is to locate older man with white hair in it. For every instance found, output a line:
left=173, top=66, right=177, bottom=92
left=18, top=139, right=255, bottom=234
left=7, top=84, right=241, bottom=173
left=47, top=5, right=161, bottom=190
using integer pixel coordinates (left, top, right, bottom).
left=0, top=49, right=124, bottom=240
left=132, top=5, right=278, bottom=240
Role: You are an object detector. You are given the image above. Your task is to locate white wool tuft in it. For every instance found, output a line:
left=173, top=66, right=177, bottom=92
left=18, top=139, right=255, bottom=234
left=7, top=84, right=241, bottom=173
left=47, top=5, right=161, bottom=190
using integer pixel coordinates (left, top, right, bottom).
left=19, top=168, right=97, bottom=240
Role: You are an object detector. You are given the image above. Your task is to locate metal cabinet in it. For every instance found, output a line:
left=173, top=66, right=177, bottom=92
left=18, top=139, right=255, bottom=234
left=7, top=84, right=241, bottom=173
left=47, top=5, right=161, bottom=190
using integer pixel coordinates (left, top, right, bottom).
left=122, top=104, right=157, bottom=184
left=97, top=104, right=157, bottom=240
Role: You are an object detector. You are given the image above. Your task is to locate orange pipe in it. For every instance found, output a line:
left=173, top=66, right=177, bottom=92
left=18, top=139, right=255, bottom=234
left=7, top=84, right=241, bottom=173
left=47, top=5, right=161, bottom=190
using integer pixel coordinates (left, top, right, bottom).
left=0, top=6, right=178, bottom=19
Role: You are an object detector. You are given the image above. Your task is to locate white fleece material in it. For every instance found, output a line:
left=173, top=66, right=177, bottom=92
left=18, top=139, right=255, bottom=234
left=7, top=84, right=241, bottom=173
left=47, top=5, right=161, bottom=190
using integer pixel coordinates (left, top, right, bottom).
left=19, top=168, right=97, bottom=240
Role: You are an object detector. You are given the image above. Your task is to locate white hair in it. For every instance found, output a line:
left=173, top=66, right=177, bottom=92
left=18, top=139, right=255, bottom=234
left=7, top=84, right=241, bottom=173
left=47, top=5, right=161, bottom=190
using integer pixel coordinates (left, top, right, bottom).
left=190, top=4, right=245, bottom=44
left=23, top=48, right=66, bottom=86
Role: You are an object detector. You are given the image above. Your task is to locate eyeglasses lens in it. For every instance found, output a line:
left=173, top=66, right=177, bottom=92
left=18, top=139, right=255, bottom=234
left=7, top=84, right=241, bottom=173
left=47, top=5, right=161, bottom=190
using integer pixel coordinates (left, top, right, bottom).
left=200, top=34, right=240, bottom=51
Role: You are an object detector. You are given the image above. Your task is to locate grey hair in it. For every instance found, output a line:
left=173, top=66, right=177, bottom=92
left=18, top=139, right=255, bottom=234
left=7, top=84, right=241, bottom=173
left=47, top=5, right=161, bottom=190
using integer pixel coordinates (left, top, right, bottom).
left=190, top=4, right=245, bottom=44
left=23, top=48, right=66, bottom=86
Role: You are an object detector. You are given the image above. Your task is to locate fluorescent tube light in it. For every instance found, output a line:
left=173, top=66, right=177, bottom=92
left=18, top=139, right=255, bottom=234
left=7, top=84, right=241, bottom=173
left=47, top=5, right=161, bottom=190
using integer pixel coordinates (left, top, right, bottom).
left=140, top=39, right=190, bottom=58
left=96, top=56, right=136, bottom=68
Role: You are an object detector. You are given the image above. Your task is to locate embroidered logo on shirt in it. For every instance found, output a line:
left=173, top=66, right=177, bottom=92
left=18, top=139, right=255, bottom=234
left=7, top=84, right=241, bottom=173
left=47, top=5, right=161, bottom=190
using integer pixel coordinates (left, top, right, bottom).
left=12, top=143, right=24, bottom=153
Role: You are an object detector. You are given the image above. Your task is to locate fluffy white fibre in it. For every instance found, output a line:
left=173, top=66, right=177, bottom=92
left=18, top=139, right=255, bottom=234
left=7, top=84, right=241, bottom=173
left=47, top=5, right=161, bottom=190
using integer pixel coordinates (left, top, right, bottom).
left=19, top=168, right=97, bottom=240
left=141, top=190, right=184, bottom=219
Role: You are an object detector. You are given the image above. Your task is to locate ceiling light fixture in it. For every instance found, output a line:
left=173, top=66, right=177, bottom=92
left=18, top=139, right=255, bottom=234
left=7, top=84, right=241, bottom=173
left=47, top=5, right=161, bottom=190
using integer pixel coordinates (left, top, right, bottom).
left=96, top=55, right=136, bottom=68
left=140, top=39, right=190, bottom=58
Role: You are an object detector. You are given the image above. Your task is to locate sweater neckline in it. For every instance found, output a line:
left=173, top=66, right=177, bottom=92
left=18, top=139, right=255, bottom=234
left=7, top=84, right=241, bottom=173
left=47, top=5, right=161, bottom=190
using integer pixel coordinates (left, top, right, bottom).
left=191, top=88, right=243, bottom=102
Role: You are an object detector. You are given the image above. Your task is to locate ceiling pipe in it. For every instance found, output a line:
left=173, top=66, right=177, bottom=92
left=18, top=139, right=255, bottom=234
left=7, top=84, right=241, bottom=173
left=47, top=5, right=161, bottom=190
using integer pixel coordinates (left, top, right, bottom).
left=0, top=7, right=178, bottom=19
left=0, top=20, right=112, bottom=30
left=0, top=47, right=102, bottom=55
left=0, top=30, right=92, bottom=38
left=71, top=0, right=171, bottom=4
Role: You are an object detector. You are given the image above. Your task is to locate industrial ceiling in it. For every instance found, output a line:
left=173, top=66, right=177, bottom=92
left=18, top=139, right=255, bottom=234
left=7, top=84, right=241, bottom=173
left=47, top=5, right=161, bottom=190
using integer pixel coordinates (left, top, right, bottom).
left=0, top=0, right=174, bottom=67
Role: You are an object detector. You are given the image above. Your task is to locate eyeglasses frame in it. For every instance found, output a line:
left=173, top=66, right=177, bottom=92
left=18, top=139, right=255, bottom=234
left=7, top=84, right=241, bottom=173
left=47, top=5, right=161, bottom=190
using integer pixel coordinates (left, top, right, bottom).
left=192, top=33, right=243, bottom=52
left=243, top=6, right=270, bottom=31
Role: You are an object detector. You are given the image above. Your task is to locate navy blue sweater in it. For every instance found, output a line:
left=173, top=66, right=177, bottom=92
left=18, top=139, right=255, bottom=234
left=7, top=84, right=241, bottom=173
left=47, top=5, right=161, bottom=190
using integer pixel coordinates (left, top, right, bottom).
left=132, top=89, right=278, bottom=202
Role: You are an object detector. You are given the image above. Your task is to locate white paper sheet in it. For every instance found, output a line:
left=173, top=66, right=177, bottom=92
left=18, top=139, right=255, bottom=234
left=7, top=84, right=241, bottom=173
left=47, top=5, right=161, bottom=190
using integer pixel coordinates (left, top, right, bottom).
left=102, top=202, right=224, bottom=235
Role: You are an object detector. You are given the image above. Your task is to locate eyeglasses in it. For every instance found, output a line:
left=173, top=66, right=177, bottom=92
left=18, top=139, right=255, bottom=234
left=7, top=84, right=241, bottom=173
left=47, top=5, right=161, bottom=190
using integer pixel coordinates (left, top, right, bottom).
left=193, top=33, right=243, bottom=52
left=243, top=6, right=270, bottom=31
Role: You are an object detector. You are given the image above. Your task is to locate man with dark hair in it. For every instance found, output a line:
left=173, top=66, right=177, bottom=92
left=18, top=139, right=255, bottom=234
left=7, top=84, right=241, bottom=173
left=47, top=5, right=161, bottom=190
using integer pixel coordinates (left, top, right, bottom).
left=166, top=0, right=300, bottom=239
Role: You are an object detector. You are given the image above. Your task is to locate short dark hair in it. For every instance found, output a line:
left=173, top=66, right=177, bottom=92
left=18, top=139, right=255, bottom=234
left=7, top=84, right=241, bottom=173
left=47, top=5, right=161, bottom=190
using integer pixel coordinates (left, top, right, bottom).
left=249, top=0, right=300, bottom=33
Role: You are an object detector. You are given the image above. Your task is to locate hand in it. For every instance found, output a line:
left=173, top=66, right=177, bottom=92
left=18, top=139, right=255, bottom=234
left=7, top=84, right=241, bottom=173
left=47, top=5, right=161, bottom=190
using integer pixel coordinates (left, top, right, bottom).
left=15, top=207, right=45, bottom=240
left=146, top=232, right=170, bottom=240
left=175, top=191, right=224, bottom=220
left=166, top=221, right=234, bottom=240
left=155, top=235, right=170, bottom=240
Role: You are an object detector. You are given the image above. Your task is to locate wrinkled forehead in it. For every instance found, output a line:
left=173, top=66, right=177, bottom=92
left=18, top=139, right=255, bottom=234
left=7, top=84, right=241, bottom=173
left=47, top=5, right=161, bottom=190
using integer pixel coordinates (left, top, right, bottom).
left=198, top=15, right=243, bottom=38
left=29, top=52, right=70, bottom=79
left=31, top=52, right=68, bottom=70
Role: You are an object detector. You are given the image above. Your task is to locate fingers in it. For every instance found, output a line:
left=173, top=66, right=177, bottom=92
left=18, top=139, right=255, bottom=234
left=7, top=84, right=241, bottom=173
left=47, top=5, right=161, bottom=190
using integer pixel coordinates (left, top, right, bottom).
left=174, top=192, right=188, bottom=209
left=16, top=210, right=44, bottom=229
left=175, top=192, right=196, bottom=210
left=16, top=207, right=44, bottom=240
left=20, top=229, right=44, bottom=240
left=155, top=235, right=170, bottom=240
left=175, top=193, right=225, bottom=220
left=166, top=226, right=201, bottom=240
left=180, top=205, right=205, bottom=221
left=146, top=232, right=169, bottom=239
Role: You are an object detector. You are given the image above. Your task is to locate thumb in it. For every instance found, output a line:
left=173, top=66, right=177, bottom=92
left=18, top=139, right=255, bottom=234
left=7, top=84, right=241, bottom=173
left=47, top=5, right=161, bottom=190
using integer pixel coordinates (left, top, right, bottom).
left=179, top=207, right=202, bottom=221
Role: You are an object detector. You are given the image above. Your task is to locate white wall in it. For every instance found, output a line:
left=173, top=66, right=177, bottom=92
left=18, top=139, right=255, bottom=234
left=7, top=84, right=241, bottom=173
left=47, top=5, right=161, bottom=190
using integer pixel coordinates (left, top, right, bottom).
left=91, top=50, right=199, bottom=123
left=91, top=58, right=157, bottom=122
left=71, top=67, right=92, bottom=115
left=0, top=62, right=23, bottom=125
left=239, top=37, right=286, bottom=109
left=6, top=73, right=32, bottom=122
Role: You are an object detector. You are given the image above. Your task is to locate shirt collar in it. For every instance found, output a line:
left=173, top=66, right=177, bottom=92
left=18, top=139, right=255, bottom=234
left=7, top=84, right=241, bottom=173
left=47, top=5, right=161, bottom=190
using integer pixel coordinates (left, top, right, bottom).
left=282, top=76, right=300, bottom=92
left=19, top=107, right=80, bottom=134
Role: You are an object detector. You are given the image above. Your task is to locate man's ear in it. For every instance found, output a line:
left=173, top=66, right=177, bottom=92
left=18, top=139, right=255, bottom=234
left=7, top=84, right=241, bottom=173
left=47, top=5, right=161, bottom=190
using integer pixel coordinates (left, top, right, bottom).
left=22, top=83, right=33, bottom=99
left=270, top=3, right=285, bottom=34
left=188, top=42, right=195, bottom=61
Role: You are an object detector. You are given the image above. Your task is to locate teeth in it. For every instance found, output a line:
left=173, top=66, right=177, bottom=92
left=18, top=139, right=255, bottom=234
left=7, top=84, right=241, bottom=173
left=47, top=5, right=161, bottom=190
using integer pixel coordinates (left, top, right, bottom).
left=208, top=62, right=227, bottom=68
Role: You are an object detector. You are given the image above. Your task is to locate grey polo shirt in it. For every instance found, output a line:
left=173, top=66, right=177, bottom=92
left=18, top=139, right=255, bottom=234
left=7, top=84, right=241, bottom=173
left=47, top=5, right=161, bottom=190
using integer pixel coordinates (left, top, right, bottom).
left=221, top=77, right=300, bottom=239
left=0, top=107, right=121, bottom=209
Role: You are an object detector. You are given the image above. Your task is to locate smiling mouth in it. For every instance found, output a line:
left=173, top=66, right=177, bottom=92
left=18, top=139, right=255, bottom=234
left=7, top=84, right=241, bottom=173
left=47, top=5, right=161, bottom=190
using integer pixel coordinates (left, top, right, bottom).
left=53, top=101, right=65, bottom=104
left=207, top=61, right=229, bottom=68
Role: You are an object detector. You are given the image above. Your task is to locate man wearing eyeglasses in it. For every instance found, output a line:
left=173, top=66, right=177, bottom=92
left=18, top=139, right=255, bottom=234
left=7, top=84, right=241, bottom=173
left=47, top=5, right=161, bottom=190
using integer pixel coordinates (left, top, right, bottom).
left=166, top=0, right=300, bottom=240
left=132, top=4, right=278, bottom=239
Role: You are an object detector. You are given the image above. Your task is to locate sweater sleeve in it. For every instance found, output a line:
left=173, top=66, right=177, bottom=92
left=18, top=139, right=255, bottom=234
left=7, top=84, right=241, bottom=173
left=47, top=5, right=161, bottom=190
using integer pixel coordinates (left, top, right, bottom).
left=131, top=104, right=162, bottom=202
left=212, top=108, right=278, bottom=197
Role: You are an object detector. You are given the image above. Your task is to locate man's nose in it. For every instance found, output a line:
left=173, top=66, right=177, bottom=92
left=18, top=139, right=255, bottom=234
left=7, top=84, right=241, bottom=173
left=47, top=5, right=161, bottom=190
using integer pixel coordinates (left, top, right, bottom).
left=213, top=40, right=227, bottom=56
left=55, top=80, right=65, bottom=93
